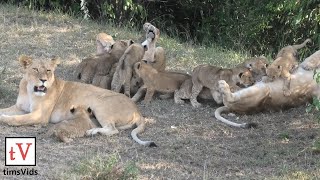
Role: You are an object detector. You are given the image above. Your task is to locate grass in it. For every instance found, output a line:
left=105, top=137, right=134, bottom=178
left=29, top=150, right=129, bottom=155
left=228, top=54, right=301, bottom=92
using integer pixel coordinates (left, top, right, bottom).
left=0, top=3, right=319, bottom=180
left=63, top=153, right=139, bottom=180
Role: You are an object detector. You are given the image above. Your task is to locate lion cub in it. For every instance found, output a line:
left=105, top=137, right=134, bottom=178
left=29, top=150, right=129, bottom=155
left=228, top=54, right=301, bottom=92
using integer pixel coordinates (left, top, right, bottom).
left=111, top=43, right=147, bottom=97
left=266, top=38, right=311, bottom=96
left=132, top=62, right=190, bottom=103
left=50, top=105, right=95, bottom=143
left=190, top=65, right=254, bottom=107
left=96, top=32, right=115, bottom=55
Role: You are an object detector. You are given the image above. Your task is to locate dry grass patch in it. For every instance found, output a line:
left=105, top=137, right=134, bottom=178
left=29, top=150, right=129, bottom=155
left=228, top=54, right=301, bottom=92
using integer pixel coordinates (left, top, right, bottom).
left=0, top=3, right=319, bottom=180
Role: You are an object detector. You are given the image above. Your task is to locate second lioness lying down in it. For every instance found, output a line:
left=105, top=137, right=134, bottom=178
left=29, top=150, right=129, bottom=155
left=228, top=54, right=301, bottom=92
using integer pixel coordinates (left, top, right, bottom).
left=215, top=49, right=320, bottom=128
left=132, top=62, right=190, bottom=103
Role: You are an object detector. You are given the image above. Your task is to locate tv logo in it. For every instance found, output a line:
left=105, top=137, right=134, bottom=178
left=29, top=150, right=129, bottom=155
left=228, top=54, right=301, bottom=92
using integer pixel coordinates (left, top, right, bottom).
left=5, top=137, right=36, bottom=166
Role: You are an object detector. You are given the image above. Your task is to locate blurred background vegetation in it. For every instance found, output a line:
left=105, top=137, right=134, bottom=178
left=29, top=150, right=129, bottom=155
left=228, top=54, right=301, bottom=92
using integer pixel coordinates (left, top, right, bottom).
left=5, top=0, right=320, bottom=58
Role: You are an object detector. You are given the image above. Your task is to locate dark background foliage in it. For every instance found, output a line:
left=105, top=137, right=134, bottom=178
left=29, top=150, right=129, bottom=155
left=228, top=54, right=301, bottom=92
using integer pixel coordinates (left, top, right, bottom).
left=6, top=0, right=320, bottom=58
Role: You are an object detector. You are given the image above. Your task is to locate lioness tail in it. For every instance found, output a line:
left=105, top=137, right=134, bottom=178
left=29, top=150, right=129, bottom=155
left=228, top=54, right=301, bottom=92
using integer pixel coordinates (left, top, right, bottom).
left=131, top=118, right=157, bottom=147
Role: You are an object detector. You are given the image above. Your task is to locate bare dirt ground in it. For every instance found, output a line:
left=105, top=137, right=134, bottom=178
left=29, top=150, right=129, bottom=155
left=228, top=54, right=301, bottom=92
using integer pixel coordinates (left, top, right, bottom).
left=0, top=4, right=319, bottom=180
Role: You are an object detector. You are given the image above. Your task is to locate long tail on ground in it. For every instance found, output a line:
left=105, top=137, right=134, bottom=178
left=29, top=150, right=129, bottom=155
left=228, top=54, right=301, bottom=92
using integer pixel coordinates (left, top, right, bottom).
left=292, top=38, right=312, bottom=50
left=131, top=118, right=157, bottom=147
left=214, top=106, right=257, bottom=128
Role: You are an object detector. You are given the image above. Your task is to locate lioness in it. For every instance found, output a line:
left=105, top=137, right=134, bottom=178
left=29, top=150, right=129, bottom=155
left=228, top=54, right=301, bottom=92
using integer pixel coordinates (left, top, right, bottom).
left=142, top=22, right=160, bottom=64
left=132, top=62, right=190, bottom=103
left=265, top=38, right=311, bottom=96
left=0, top=55, right=156, bottom=147
left=49, top=105, right=95, bottom=143
left=190, top=65, right=254, bottom=108
left=111, top=43, right=147, bottom=97
left=215, top=50, right=320, bottom=128
left=96, top=32, right=115, bottom=55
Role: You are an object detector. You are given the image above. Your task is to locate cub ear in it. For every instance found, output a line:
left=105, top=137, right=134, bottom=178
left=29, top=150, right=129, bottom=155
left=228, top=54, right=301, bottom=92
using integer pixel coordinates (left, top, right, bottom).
left=265, top=64, right=269, bottom=68
left=51, top=56, right=61, bottom=68
left=277, top=65, right=282, bottom=69
left=129, top=39, right=134, bottom=45
left=143, top=45, right=148, bottom=51
left=136, top=62, right=141, bottom=70
left=238, top=72, right=243, bottom=78
left=87, top=107, right=92, bottom=114
left=120, top=40, right=128, bottom=47
left=18, top=55, right=33, bottom=69
left=70, top=106, right=76, bottom=114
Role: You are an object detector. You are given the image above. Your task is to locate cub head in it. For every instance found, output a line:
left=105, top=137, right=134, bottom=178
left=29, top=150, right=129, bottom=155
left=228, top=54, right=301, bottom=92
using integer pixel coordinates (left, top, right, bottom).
left=245, top=56, right=268, bottom=76
left=237, top=70, right=255, bottom=88
left=96, top=32, right=115, bottom=55
left=134, top=61, right=157, bottom=78
left=19, top=55, right=60, bottom=96
left=109, top=40, right=134, bottom=59
left=266, top=64, right=282, bottom=81
left=142, top=22, right=160, bottom=46
left=69, top=105, right=93, bottom=118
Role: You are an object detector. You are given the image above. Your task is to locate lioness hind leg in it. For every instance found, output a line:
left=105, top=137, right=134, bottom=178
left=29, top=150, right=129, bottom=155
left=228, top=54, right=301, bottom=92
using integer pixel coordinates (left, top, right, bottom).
left=218, top=80, right=235, bottom=102
left=86, top=125, right=119, bottom=136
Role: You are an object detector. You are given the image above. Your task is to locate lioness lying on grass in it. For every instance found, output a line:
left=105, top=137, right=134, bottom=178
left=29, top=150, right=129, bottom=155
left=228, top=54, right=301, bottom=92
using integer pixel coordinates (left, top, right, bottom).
left=0, top=55, right=156, bottom=147
left=215, top=49, right=320, bottom=128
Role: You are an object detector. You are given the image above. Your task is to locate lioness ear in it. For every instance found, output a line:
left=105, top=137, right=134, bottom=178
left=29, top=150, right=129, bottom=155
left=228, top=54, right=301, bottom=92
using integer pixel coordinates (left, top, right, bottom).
left=70, top=106, right=75, bottom=114
left=87, top=107, right=92, bottom=114
left=51, top=56, right=60, bottom=68
left=156, top=28, right=160, bottom=37
left=238, top=72, right=243, bottom=78
left=18, top=55, right=33, bottom=69
left=129, top=39, right=134, bottom=45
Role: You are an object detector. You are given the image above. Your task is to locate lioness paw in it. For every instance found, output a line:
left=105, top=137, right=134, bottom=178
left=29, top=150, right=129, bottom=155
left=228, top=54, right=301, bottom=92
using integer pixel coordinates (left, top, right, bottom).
left=86, top=128, right=99, bottom=136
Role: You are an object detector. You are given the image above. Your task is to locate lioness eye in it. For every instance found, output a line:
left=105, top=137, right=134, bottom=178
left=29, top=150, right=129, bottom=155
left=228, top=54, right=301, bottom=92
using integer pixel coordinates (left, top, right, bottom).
left=47, top=69, right=51, bottom=72
left=33, top=68, right=38, bottom=72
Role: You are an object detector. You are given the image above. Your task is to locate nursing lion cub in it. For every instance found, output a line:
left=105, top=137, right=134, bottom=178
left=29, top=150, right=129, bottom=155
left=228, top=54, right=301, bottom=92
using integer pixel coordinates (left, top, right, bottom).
left=132, top=62, right=190, bottom=103
left=49, top=105, right=95, bottom=143
left=266, top=38, right=312, bottom=96
left=190, top=65, right=254, bottom=107
left=0, top=55, right=156, bottom=147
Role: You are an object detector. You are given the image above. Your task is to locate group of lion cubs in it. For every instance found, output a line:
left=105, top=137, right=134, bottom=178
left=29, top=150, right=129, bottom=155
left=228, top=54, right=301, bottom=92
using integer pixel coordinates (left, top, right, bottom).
left=52, top=22, right=311, bottom=143
left=75, top=22, right=311, bottom=105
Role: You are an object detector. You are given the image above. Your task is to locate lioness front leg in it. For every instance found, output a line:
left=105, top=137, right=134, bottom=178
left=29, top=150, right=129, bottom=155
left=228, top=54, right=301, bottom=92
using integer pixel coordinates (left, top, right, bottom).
left=218, top=80, right=236, bottom=103
left=0, top=105, right=27, bottom=116
left=0, top=111, right=47, bottom=126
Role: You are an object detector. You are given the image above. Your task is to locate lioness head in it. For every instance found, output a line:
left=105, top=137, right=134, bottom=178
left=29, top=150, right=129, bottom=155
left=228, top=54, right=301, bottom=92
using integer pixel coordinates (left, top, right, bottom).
left=266, top=64, right=282, bottom=81
left=19, top=55, right=60, bottom=96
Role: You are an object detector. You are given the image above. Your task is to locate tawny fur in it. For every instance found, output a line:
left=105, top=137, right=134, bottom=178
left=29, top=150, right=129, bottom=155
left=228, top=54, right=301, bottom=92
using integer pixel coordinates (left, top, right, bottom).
left=0, top=56, right=156, bottom=147
left=111, top=43, right=146, bottom=97
left=132, top=62, right=190, bottom=103
left=50, top=105, right=95, bottom=143
left=190, top=65, right=254, bottom=108
left=215, top=49, right=320, bottom=128
left=76, top=40, right=132, bottom=84
left=96, top=32, right=115, bottom=55
left=266, top=38, right=311, bottom=96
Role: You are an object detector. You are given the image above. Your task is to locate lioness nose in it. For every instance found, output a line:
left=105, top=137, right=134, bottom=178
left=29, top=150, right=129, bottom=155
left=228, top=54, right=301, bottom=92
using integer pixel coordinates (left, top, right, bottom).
left=40, top=79, right=47, bottom=83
